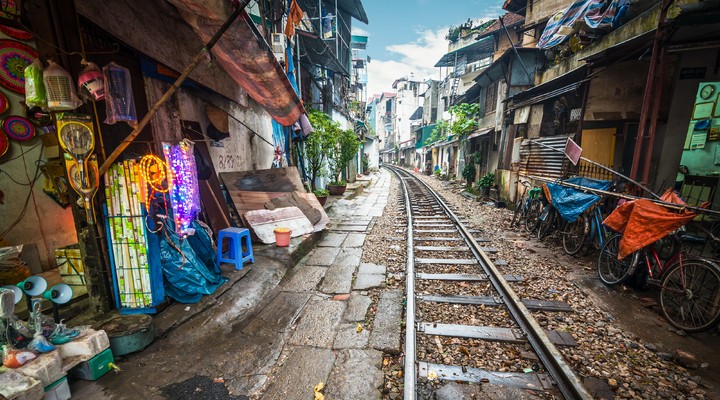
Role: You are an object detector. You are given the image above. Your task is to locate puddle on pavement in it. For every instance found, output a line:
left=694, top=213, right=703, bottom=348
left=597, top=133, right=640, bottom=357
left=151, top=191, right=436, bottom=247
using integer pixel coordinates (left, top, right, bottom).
left=161, top=375, right=248, bottom=400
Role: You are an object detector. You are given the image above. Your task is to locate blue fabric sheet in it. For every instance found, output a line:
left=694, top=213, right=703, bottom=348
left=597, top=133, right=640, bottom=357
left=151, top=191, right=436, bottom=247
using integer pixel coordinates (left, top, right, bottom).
left=546, top=177, right=612, bottom=223
left=159, top=219, right=227, bottom=304
left=538, top=0, right=629, bottom=48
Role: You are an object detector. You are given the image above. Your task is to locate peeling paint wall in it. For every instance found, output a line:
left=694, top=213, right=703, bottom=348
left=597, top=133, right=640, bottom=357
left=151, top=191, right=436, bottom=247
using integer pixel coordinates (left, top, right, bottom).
left=585, top=61, right=649, bottom=121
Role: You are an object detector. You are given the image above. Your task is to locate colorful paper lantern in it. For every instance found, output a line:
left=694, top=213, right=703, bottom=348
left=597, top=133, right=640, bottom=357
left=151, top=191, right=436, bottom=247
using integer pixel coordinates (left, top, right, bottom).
left=162, top=140, right=201, bottom=236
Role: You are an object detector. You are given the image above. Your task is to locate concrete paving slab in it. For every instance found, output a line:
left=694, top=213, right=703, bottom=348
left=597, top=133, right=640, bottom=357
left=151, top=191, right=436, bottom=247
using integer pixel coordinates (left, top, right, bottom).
left=333, top=224, right=368, bottom=232
left=359, top=262, right=386, bottom=274
left=288, top=298, right=345, bottom=347
left=325, top=349, right=383, bottom=400
left=261, top=347, right=336, bottom=400
left=334, top=247, right=363, bottom=267
left=343, top=233, right=367, bottom=248
left=344, top=294, right=372, bottom=322
left=281, top=265, right=327, bottom=292
left=318, top=232, right=347, bottom=247
left=369, top=290, right=403, bottom=354
left=241, top=292, right=310, bottom=336
left=353, top=273, right=385, bottom=290
left=305, top=246, right=341, bottom=266
left=333, top=324, right=370, bottom=349
left=210, top=332, right=285, bottom=382
left=319, top=263, right=355, bottom=294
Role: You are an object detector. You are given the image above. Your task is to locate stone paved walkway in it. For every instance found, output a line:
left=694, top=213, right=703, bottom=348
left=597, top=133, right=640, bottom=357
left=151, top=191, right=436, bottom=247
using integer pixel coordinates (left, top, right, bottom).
left=251, top=170, right=394, bottom=399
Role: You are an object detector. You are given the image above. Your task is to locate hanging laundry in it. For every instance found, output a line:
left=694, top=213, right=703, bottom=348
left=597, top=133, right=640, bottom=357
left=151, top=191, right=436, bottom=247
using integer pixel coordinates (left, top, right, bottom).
left=284, top=0, right=304, bottom=38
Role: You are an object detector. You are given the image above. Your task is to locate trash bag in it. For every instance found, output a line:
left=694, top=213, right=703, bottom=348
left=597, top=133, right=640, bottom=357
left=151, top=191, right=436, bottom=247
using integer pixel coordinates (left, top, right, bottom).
left=159, top=218, right=226, bottom=304
left=24, top=58, right=47, bottom=109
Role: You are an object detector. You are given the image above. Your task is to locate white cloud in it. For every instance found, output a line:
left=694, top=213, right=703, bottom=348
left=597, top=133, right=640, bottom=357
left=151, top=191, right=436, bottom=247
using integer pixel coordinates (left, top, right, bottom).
left=352, top=26, right=370, bottom=36
left=366, top=28, right=448, bottom=99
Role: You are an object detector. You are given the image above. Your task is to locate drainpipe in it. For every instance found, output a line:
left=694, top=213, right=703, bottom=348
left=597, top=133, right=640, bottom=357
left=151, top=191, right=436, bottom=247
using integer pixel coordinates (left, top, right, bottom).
left=629, top=0, right=674, bottom=182
left=641, top=46, right=668, bottom=184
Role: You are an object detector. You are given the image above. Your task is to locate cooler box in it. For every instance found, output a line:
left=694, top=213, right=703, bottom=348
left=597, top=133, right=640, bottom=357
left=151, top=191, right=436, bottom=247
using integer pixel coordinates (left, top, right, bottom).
left=44, top=376, right=71, bottom=400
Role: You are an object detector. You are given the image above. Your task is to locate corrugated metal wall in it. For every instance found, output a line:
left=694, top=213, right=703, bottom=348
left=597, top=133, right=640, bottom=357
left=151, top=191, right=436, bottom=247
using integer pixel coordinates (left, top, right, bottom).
left=518, top=135, right=573, bottom=179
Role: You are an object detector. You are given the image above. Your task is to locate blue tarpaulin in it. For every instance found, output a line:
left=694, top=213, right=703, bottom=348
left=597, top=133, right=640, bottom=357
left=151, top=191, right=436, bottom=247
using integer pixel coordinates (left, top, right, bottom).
left=159, top=219, right=227, bottom=304
left=546, top=177, right=612, bottom=222
left=538, top=0, right=630, bottom=48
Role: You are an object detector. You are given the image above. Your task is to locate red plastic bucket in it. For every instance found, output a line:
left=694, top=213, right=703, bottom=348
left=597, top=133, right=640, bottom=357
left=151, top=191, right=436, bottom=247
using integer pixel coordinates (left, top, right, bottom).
left=273, top=227, right=292, bottom=247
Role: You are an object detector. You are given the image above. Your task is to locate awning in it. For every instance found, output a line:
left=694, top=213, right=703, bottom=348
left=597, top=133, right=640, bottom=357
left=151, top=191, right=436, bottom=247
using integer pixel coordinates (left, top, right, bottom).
left=467, top=128, right=493, bottom=140
left=298, top=0, right=368, bottom=24
left=297, top=30, right=350, bottom=75
left=168, top=1, right=305, bottom=125
left=506, top=67, right=588, bottom=111
left=580, top=31, right=654, bottom=66
left=410, top=106, right=423, bottom=120
left=435, top=36, right=495, bottom=68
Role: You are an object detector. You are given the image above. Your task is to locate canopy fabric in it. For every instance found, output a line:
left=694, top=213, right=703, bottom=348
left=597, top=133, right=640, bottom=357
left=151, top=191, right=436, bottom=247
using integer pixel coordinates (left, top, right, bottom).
left=170, top=1, right=305, bottom=125
left=435, top=36, right=494, bottom=68
left=538, top=0, right=629, bottom=48
left=546, top=177, right=611, bottom=223
left=603, top=189, right=697, bottom=259
left=297, top=30, right=350, bottom=75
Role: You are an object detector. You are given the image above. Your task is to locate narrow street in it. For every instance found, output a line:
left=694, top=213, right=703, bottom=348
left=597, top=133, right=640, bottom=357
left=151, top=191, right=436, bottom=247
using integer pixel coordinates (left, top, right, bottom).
left=66, top=169, right=720, bottom=399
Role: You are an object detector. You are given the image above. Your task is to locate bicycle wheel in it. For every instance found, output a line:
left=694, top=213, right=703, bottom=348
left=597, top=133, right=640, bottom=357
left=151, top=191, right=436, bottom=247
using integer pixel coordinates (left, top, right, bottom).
left=563, top=215, right=587, bottom=256
left=525, top=199, right=542, bottom=233
left=510, top=199, right=524, bottom=229
left=660, top=258, right=720, bottom=332
left=597, top=234, right=637, bottom=286
left=537, top=207, right=554, bottom=240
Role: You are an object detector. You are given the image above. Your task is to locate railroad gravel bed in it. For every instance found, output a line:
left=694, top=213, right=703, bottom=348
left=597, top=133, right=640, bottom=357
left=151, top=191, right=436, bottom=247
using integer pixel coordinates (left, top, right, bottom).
left=410, top=172, right=714, bottom=399
left=416, top=302, right=517, bottom=327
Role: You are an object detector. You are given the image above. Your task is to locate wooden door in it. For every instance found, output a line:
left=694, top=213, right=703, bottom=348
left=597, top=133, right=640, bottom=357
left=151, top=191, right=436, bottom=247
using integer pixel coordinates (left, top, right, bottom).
left=581, top=128, right=616, bottom=167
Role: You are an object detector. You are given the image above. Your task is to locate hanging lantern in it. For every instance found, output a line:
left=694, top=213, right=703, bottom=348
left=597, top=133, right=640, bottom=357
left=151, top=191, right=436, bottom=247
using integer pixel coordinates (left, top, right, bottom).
left=77, top=61, right=105, bottom=102
left=162, top=140, right=201, bottom=236
left=43, top=60, right=81, bottom=111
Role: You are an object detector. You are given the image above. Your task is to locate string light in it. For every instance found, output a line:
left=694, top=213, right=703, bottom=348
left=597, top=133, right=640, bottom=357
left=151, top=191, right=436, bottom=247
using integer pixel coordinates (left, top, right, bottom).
left=139, top=154, right=169, bottom=213
left=162, top=140, right=201, bottom=236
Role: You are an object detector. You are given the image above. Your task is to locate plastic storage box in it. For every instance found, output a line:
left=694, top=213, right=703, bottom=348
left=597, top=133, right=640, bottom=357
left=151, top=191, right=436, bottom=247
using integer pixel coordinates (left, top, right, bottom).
left=44, top=376, right=71, bottom=400
left=68, top=348, right=114, bottom=381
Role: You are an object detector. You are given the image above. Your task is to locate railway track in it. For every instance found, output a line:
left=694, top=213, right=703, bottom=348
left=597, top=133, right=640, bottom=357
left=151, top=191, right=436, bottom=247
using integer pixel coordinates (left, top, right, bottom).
left=387, top=166, right=592, bottom=400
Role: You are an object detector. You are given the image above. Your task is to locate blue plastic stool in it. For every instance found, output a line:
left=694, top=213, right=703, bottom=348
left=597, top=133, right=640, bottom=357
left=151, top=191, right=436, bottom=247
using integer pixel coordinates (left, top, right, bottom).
left=217, top=228, right=254, bottom=270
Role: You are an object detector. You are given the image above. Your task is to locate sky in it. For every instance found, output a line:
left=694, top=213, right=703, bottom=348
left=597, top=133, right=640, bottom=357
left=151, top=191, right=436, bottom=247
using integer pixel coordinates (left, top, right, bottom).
left=352, top=0, right=506, bottom=99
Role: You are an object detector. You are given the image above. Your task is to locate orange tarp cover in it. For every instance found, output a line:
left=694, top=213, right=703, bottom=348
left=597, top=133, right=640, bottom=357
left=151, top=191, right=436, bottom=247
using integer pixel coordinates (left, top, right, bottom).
left=603, top=189, right=696, bottom=259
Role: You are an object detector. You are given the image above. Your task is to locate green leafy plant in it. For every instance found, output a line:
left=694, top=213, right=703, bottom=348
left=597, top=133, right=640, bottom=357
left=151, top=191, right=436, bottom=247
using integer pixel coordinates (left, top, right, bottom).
left=433, top=168, right=442, bottom=177
left=329, top=128, right=362, bottom=184
left=472, top=151, right=482, bottom=165
left=477, top=172, right=495, bottom=188
left=462, top=163, right=476, bottom=185
left=305, top=109, right=341, bottom=190
left=426, top=120, right=448, bottom=146
left=361, top=153, right=370, bottom=173
left=313, top=188, right=329, bottom=197
left=447, top=103, right=479, bottom=141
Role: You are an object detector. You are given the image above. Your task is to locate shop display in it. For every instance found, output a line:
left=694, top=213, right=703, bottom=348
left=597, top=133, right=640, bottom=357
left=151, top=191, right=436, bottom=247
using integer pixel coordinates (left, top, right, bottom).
left=0, top=130, right=8, bottom=157
left=104, top=160, right=162, bottom=311
left=0, top=39, right=36, bottom=94
left=43, top=60, right=82, bottom=111
left=77, top=61, right=105, bottom=102
left=23, top=58, right=46, bottom=109
left=0, top=23, right=32, bottom=41
left=64, top=153, right=99, bottom=224
left=103, top=62, right=137, bottom=126
left=163, top=140, right=201, bottom=236
left=2, top=115, right=35, bottom=141
left=0, top=90, right=9, bottom=114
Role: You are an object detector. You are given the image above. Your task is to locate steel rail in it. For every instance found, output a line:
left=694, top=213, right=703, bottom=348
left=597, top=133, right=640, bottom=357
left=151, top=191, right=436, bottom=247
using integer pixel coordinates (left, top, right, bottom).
left=387, top=165, right=592, bottom=400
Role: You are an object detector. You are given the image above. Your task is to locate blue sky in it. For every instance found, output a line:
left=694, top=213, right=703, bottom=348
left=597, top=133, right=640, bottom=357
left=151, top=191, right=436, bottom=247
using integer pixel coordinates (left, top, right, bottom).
left=352, top=0, right=506, bottom=97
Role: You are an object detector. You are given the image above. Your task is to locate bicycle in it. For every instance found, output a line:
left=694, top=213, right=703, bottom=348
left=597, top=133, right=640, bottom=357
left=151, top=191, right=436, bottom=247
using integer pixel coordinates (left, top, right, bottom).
left=510, top=180, right=542, bottom=232
left=598, top=232, right=720, bottom=332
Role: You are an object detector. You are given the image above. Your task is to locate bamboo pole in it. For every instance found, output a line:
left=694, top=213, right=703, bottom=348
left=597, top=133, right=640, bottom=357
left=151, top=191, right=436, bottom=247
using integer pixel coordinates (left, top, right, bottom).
left=523, top=173, right=720, bottom=217
left=98, top=1, right=250, bottom=176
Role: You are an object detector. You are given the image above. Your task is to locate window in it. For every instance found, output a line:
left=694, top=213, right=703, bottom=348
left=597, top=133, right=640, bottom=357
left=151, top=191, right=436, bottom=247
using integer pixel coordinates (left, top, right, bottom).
left=485, top=82, right=497, bottom=114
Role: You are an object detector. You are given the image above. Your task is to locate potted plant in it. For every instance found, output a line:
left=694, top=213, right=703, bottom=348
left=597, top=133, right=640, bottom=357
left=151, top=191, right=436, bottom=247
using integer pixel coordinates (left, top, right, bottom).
left=312, top=188, right=329, bottom=206
left=327, top=128, right=361, bottom=196
left=305, top=110, right=338, bottom=191
left=462, top=163, right=476, bottom=187
left=477, top=172, right=495, bottom=196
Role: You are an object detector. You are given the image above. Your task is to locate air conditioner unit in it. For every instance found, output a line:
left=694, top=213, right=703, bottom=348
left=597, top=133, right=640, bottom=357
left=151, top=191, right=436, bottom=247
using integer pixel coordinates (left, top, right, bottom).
left=271, top=33, right=286, bottom=63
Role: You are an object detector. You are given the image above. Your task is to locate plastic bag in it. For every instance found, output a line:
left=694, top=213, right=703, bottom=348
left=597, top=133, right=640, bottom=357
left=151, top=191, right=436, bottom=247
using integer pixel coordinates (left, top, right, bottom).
left=2, top=345, right=37, bottom=368
left=103, top=62, right=137, bottom=127
left=77, top=61, right=105, bottom=102
left=24, top=58, right=47, bottom=109
left=44, top=60, right=82, bottom=111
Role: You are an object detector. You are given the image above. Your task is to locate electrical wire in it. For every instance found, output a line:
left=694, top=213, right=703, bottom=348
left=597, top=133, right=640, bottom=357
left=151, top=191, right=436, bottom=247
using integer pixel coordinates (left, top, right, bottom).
left=0, top=144, right=45, bottom=240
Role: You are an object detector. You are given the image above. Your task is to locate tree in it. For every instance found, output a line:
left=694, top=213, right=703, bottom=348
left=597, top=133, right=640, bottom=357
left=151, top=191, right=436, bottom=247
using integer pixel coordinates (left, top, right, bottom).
left=305, top=110, right=339, bottom=190
left=329, top=129, right=362, bottom=184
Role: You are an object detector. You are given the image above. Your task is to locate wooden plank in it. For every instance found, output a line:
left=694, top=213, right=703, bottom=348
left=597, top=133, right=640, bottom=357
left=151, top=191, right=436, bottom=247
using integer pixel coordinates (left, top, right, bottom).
left=265, top=192, right=321, bottom=225
left=220, top=167, right=305, bottom=192
left=227, top=190, right=328, bottom=232
left=244, top=206, right=314, bottom=244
